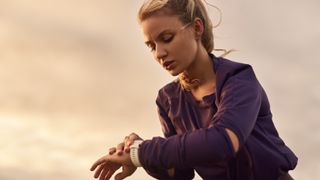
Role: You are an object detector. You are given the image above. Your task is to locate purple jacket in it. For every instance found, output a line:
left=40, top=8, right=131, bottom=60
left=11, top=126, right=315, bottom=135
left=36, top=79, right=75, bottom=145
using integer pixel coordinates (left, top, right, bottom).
left=138, top=54, right=298, bottom=180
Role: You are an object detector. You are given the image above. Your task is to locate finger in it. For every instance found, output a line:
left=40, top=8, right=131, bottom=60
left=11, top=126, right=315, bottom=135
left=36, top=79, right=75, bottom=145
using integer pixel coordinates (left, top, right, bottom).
left=123, top=136, right=129, bottom=142
left=124, top=133, right=140, bottom=153
left=116, top=143, right=125, bottom=155
left=105, top=162, right=121, bottom=180
left=114, top=171, right=134, bottom=180
left=114, top=166, right=136, bottom=180
left=91, top=156, right=107, bottom=171
left=124, top=139, right=133, bottom=152
left=109, top=147, right=116, bottom=155
left=122, top=136, right=130, bottom=152
left=91, top=159, right=103, bottom=171
left=124, top=145, right=130, bottom=153
left=124, top=139, right=135, bottom=153
left=93, top=163, right=104, bottom=178
left=99, top=166, right=108, bottom=180
left=114, top=172, right=125, bottom=180
left=129, top=132, right=140, bottom=139
left=104, top=169, right=116, bottom=180
left=128, top=133, right=142, bottom=143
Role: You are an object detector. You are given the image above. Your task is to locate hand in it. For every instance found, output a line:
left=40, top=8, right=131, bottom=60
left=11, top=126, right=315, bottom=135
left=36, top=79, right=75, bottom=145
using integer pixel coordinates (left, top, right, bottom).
left=90, top=152, right=137, bottom=180
left=109, top=133, right=143, bottom=156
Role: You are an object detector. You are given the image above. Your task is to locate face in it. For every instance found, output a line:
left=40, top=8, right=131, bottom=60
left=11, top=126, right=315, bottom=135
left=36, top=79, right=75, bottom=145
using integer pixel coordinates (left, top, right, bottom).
left=141, top=13, right=199, bottom=76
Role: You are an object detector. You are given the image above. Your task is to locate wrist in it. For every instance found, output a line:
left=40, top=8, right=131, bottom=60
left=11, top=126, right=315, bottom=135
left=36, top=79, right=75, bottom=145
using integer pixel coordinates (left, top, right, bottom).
left=129, top=140, right=143, bottom=167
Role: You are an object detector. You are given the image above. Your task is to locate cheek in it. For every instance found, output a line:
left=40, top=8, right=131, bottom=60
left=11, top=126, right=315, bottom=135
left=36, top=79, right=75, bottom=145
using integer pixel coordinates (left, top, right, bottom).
left=175, top=39, right=197, bottom=59
left=178, top=34, right=197, bottom=51
left=169, top=42, right=188, bottom=57
left=152, top=52, right=162, bottom=65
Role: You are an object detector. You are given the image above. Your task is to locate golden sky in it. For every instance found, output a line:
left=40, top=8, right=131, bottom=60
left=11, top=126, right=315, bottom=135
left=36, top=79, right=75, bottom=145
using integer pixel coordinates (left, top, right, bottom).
left=0, top=0, right=319, bottom=179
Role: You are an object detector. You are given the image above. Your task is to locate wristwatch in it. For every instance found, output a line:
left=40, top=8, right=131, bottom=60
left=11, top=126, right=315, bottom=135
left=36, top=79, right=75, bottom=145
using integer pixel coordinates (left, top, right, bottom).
left=129, top=140, right=143, bottom=167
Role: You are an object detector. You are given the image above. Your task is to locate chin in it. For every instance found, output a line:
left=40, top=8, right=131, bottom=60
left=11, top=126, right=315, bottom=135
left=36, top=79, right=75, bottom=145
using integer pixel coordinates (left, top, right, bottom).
left=165, top=65, right=184, bottom=76
left=168, top=69, right=181, bottom=76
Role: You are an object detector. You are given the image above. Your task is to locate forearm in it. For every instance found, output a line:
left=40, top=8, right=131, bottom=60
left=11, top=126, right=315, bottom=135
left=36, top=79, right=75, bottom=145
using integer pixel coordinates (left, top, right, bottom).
left=129, top=139, right=194, bottom=179
left=142, top=166, right=194, bottom=179
left=138, top=125, right=235, bottom=169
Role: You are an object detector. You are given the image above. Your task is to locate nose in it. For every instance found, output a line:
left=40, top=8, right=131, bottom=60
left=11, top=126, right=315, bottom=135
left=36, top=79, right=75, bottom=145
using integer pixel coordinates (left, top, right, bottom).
left=155, top=45, right=167, bottom=62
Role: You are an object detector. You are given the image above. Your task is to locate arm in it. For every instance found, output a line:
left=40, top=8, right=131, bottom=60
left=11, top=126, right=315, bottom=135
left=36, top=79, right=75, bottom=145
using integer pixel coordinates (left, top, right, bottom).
left=140, top=93, right=194, bottom=179
left=139, top=93, right=194, bottom=179
left=139, top=75, right=262, bottom=169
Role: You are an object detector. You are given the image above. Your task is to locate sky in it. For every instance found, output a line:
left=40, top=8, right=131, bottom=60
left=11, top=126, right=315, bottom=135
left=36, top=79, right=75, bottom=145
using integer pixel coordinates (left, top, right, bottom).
left=0, top=0, right=319, bottom=179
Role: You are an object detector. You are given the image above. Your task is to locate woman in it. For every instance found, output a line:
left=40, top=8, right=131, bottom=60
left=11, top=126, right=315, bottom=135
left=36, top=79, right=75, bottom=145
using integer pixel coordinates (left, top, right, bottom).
left=90, top=0, right=298, bottom=179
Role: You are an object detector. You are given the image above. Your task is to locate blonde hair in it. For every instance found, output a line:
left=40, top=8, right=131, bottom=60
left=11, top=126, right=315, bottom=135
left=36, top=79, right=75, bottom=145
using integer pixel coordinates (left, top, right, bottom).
left=138, top=0, right=232, bottom=90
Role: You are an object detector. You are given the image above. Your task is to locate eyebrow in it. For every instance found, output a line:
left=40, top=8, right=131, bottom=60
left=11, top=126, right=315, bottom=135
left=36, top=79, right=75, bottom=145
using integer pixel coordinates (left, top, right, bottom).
left=145, top=29, right=175, bottom=46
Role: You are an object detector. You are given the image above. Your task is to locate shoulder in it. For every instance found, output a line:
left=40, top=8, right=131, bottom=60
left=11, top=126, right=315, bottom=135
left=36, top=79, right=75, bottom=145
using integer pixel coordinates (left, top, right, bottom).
left=214, top=57, right=262, bottom=100
left=215, top=57, right=257, bottom=81
left=213, top=56, right=261, bottom=89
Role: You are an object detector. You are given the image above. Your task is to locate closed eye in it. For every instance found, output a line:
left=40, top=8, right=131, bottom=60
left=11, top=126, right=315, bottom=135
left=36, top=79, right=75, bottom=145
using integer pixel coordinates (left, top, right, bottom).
left=162, top=34, right=174, bottom=43
left=144, top=32, right=175, bottom=52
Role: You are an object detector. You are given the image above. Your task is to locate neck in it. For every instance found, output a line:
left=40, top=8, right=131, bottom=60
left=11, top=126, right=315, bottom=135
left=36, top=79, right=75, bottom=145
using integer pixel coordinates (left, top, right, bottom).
left=184, top=46, right=215, bottom=87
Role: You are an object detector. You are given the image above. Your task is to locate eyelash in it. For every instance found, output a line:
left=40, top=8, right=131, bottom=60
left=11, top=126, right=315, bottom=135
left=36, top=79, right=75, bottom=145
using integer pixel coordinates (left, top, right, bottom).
left=162, top=34, right=173, bottom=43
left=148, top=34, right=174, bottom=52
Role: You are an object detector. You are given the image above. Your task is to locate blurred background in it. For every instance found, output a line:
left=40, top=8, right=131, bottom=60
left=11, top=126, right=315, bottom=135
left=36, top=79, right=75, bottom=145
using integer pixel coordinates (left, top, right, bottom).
left=0, top=0, right=319, bottom=179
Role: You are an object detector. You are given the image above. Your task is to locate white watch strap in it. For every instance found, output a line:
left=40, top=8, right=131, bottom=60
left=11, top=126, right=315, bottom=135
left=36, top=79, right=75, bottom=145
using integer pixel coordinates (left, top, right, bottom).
left=130, top=140, right=143, bottom=167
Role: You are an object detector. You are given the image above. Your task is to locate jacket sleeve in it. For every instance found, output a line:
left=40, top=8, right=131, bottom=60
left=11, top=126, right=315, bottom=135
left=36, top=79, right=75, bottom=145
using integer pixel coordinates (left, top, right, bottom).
left=140, top=93, right=194, bottom=179
left=138, top=71, right=262, bottom=169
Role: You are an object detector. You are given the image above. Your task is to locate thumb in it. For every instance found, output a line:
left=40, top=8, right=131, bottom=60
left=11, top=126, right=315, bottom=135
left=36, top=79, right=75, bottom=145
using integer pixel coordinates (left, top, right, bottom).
left=114, top=166, right=136, bottom=180
left=114, top=172, right=126, bottom=180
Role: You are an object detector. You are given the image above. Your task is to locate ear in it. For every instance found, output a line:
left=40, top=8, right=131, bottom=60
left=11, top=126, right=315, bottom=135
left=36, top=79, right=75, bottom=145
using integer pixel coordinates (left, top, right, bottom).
left=193, top=17, right=204, bottom=39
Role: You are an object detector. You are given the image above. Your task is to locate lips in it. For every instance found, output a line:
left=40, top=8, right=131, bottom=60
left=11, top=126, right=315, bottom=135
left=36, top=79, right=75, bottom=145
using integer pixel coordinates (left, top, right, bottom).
left=163, top=60, right=175, bottom=70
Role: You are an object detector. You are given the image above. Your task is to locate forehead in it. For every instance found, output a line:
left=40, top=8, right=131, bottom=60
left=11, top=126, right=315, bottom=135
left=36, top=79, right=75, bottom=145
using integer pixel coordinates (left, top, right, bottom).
left=141, top=14, right=183, bottom=41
